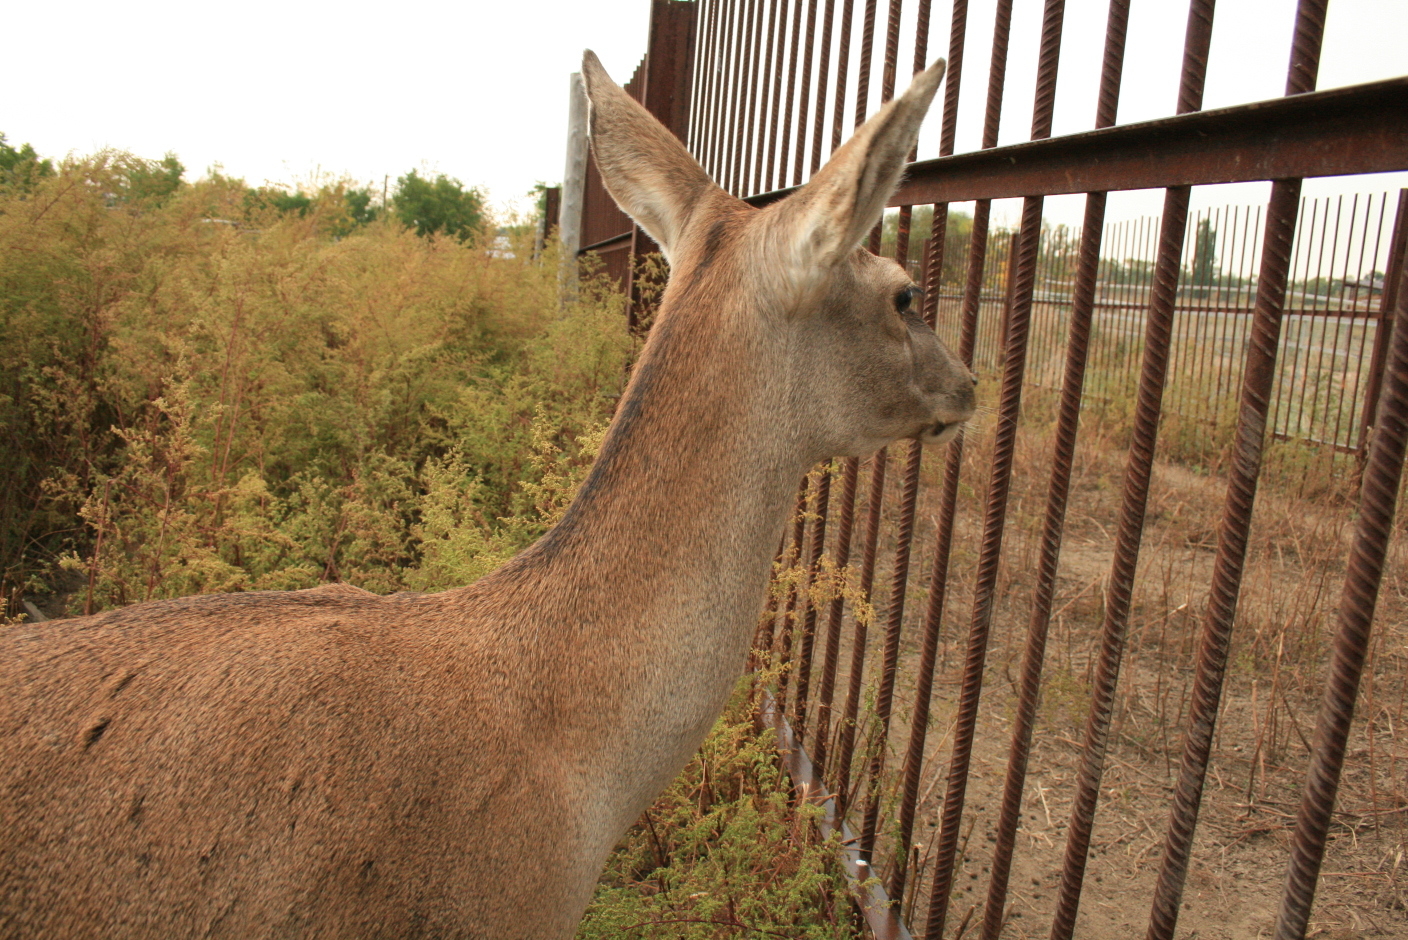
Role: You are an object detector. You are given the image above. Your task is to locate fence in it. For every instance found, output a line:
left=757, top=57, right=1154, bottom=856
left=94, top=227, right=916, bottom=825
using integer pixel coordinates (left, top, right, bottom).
left=565, top=1, right=1408, bottom=938
left=925, top=190, right=1405, bottom=464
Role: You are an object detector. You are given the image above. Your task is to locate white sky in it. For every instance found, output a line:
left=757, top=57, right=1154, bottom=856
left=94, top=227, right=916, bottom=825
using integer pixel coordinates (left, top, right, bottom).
left=5, top=0, right=1405, bottom=227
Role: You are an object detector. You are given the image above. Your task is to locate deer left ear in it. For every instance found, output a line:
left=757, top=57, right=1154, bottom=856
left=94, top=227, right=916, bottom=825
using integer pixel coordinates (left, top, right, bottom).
left=580, top=50, right=721, bottom=262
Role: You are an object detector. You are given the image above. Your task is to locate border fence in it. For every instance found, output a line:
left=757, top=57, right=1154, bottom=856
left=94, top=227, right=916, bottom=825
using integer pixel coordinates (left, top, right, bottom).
left=561, top=1, right=1408, bottom=938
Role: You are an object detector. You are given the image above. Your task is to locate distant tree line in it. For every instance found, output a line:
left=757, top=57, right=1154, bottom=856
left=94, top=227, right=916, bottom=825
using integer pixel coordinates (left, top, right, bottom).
left=0, top=133, right=488, bottom=243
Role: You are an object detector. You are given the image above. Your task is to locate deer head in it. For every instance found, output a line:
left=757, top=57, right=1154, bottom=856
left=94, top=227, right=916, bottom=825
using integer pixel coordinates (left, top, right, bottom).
left=581, top=50, right=976, bottom=466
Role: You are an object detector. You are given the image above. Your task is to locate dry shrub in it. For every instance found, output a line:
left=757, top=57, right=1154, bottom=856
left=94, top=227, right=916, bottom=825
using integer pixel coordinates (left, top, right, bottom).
left=0, top=154, right=634, bottom=611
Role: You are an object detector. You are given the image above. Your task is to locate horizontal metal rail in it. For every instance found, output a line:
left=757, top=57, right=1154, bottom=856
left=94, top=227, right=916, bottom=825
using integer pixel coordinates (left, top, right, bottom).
left=576, top=230, right=634, bottom=255
left=740, top=77, right=1408, bottom=210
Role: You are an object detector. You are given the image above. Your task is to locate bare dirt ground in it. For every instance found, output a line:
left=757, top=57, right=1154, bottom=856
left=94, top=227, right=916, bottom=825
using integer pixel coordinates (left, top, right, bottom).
left=818, top=398, right=1408, bottom=939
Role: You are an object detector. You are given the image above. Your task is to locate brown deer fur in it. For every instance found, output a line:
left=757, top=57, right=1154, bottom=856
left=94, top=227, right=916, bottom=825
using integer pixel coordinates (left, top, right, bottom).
left=0, top=52, right=973, bottom=939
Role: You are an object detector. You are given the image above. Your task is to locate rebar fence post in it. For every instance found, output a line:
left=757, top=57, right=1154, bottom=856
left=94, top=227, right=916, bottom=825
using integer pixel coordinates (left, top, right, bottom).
left=922, top=0, right=1015, bottom=931
left=791, top=467, right=832, bottom=739
left=827, top=0, right=886, bottom=825
left=1274, top=233, right=1408, bottom=940
left=1144, top=3, right=1326, bottom=936
left=1049, top=3, right=1215, bottom=936
left=767, top=481, right=811, bottom=679
left=980, top=1, right=1129, bottom=936
left=857, top=0, right=929, bottom=867
left=886, top=0, right=968, bottom=907
left=1358, top=190, right=1408, bottom=464
left=834, top=447, right=888, bottom=819
left=812, top=455, right=860, bottom=779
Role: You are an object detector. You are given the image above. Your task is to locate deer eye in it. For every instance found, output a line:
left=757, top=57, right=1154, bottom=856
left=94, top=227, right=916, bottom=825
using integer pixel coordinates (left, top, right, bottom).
left=894, top=286, right=922, bottom=313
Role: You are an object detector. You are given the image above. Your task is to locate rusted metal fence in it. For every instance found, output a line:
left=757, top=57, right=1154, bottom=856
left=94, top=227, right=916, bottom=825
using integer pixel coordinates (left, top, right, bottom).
left=569, top=1, right=1408, bottom=937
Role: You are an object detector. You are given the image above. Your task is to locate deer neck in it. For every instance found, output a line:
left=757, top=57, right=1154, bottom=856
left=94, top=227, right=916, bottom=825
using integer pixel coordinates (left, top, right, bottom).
left=475, top=289, right=808, bottom=767
left=534, top=301, right=805, bottom=642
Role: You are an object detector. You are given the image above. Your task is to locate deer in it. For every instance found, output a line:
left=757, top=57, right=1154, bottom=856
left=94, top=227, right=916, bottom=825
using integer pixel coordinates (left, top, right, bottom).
left=0, top=51, right=972, bottom=939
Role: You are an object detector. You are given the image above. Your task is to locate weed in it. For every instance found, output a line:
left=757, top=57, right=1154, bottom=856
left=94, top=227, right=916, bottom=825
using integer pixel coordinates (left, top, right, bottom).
left=577, top=679, right=858, bottom=940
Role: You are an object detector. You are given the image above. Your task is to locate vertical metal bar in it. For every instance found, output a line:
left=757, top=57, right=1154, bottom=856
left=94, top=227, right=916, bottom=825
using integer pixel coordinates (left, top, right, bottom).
left=1231, top=207, right=1262, bottom=429
left=706, top=0, right=736, bottom=180
left=768, top=0, right=793, bottom=192
left=1129, top=213, right=1157, bottom=394
left=753, top=0, right=782, bottom=189
left=830, top=0, right=856, bottom=151
left=807, top=0, right=837, bottom=177
left=759, top=490, right=805, bottom=659
left=688, top=0, right=710, bottom=162
left=752, top=541, right=787, bottom=656
left=979, top=2, right=1129, bottom=935
left=889, top=222, right=960, bottom=904
left=826, top=0, right=886, bottom=819
left=791, top=0, right=820, bottom=186
left=920, top=0, right=1013, bottom=933
left=1297, top=198, right=1334, bottom=438
left=1278, top=198, right=1314, bottom=441
left=792, top=467, right=832, bottom=739
left=833, top=448, right=888, bottom=818
left=809, top=0, right=861, bottom=783
left=711, top=0, right=740, bottom=182
left=854, top=0, right=878, bottom=131
left=1342, top=195, right=1388, bottom=452
left=1000, top=231, right=1020, bottom=362
left=813, top=455, right=860, bottom=778
left=686, top=0, right=715, bottom=154
left=1197, top=206, right=1218, bottom=424
left=1049, top=1, right=1216, bottom=936
left=856, top=0, right=916, bottom=867
left=887, top=0, right=968, bottom=897
left=1358, top=190, right=1408, bottom=459
left=922, top=0, right=1073, bottom=920
left=1171, top=209, right=1197, bottom=421
left=778, top=0, right=806, bottom=188
left=1206, top=206, right=1233, bottom=427
left=773, top=478, right=813, bottom=701
left=725, top=0, right=756, bottom=194
left=784, top=0, right=834, bottom=745
left=725, top=0, right=751, bottom=193
left=1210, top=207, right=1237, bottom=423
left=735, top=0, right=765, bottom=197
left=1145, top=177, right=1307, bottom=940
left=1273, top=238, right=1408, bottom=940
left=918, top=0, right=964, bottom=328
left=1327, top=196, right=1361, bottom=452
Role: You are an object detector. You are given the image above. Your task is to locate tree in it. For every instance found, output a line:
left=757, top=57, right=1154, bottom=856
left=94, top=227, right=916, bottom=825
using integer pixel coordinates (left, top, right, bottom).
left=0, top=133, right=55, bottom=193
left=1190, top=217, right=1217, bottom=287
left=343, top=187, right=381, bottom=227
left=393, top=170, right=484, bottom=242
left=879, top=205, right=975, bottom=287
left=119, top=153, right=185, bottom=205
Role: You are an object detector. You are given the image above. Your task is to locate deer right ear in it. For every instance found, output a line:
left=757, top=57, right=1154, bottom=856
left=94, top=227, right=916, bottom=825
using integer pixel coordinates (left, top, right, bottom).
left=581, top=50, right=719, bottom=262
left=770, top=59, right=946, bottom=299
